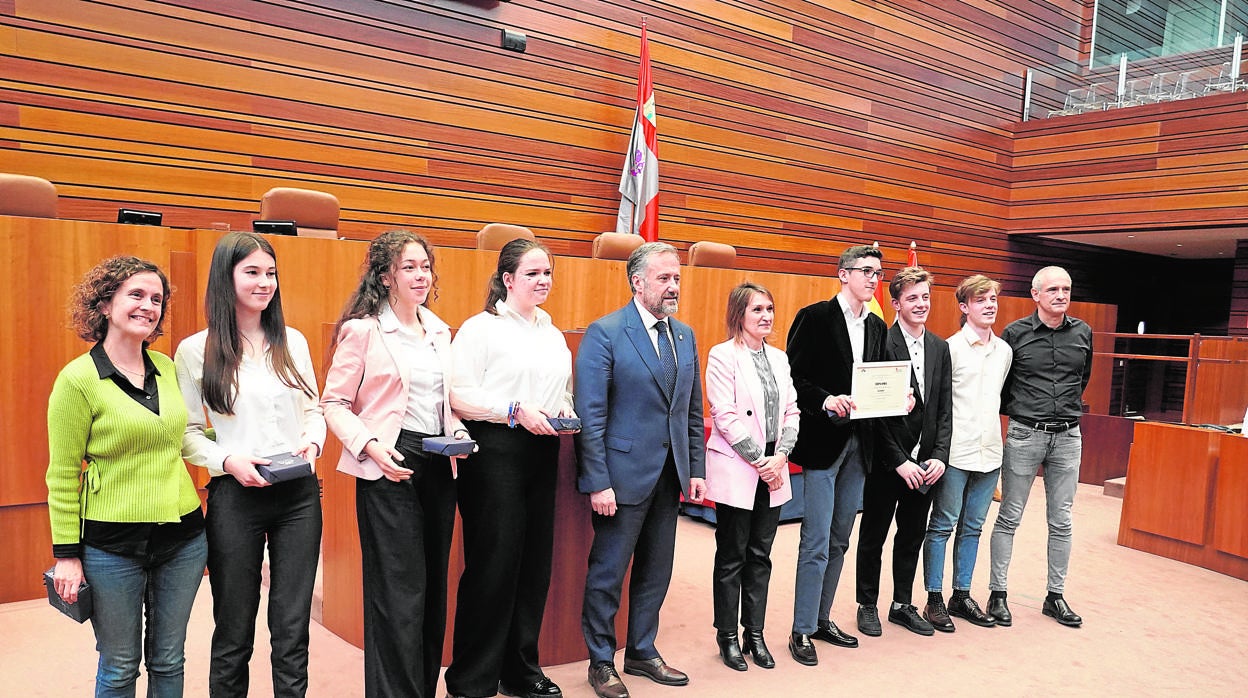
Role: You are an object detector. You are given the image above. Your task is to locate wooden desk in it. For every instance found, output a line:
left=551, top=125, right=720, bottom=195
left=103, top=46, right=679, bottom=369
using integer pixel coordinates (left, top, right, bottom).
left=1118, top=423, right=1248, bottom=581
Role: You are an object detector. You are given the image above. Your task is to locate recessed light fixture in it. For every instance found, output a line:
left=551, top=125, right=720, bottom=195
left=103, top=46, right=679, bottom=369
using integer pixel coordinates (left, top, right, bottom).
left=1176, top=243, right=1182, bottom=247
left=1127, top=235, right=1135, bottom=238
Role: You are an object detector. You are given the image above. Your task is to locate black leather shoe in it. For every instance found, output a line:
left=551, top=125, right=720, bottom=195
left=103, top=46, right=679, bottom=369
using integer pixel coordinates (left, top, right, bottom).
left=788, top=632, right=818, bottom=666
left=500, top=677, right=563, bottom=698
left=741, top=629, right=775, bottom=669
left=888, top=604, right=935, bottom=636
left=1042, top=597, right=1083, bottom=627
left=622, top=656, right=688, bottom=686
left=588, top=663, right=629, bottom=698
left=716, top=631, right=747, bottom=671
left=948, top=595, right=996, bottom=628
left=923, top=598, right=956, bottom=633
left=810, top=620, right=858, bottom=648
left=987, top=593, right=1012, bottom=627
left=856, top=604, right=882, bottom=637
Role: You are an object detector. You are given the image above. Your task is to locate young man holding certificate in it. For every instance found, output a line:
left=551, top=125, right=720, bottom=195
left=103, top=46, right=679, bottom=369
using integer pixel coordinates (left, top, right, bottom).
left=785, top=244, right=889, bottom=666
left=854, top=266, right=952, bottom=637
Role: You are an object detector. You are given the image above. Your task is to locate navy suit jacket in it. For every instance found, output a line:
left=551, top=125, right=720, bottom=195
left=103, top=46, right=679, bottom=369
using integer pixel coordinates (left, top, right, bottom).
left=787, top=295, right=887, bottom=470
left=876, top=323, right=953, bottom=469
left=574, top=301, right=706, bottom=504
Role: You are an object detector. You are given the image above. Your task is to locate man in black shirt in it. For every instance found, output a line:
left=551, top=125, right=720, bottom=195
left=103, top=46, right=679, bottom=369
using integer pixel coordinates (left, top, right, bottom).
left=987, top=266, right=1092, bottom=628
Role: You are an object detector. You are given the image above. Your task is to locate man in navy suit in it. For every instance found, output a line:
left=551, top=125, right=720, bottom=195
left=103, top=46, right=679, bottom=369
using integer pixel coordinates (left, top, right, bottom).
left=854, top=266, right=952, bottom=637
left=786, top=244, right=889, bottom=666
left=576, top=242, right=707, bottom=698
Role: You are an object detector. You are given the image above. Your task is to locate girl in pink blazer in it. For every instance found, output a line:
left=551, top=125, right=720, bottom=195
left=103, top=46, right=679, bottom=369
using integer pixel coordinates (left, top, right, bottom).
left=704, top=282, right=800, bottom=673
left=321, top=230, right=471, bottom=698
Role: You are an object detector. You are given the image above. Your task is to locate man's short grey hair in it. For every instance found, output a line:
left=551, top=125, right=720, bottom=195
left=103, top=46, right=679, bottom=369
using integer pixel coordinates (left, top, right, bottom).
left=1031, top=266, right=1070, bottom=290
left=626, top=241, right=679, bottom=291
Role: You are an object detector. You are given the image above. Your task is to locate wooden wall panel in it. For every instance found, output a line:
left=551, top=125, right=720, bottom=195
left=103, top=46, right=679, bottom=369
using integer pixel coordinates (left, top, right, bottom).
left=0, top=0, right=1113, bottom=302
left=1233, top=240, right=1248, bottom=337
left=1010, top=93, right=1248, bottom=234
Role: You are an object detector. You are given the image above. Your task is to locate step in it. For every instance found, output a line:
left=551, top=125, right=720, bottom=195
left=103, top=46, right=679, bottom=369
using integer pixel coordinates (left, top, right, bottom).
left=1103, top=477, right=1126, bottom=499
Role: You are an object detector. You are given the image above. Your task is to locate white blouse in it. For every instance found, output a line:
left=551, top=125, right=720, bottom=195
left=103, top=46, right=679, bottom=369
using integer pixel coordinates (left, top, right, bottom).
left=450, top=300, right=574, bottom=423
left=175, top=327, right=326, bottom=477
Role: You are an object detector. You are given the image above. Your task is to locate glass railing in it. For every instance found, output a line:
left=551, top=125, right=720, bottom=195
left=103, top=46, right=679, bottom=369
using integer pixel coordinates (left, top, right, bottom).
left=1022, top=35, right=1245, bottom=120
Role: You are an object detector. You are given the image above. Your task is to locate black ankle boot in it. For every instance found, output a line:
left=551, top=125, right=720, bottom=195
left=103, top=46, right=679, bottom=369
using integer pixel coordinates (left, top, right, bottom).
left=741, top=628, right=775, bottom=669
left=716, top=630, right=748, bottom=671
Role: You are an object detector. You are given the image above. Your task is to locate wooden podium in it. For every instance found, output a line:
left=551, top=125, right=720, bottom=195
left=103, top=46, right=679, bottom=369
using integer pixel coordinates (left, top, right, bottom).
left=1118, top=422, right=1248, bottom=581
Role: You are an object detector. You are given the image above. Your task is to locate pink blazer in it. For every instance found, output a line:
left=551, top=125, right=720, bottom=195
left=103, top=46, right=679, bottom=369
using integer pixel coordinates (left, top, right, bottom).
left=321, top=307, right=465, bottom=481
left=704, top=339, right=800, bottom=509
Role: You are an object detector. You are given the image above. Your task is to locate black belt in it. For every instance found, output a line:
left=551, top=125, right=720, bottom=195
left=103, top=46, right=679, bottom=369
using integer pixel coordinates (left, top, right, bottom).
left=1014, top=416, right=1079, bottom=433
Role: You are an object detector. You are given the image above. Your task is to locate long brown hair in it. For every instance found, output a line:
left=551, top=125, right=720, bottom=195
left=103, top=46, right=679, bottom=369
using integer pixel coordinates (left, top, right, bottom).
left=335, top=230, right=438, bottom=339
left=201, top=232, right=314, bottom=415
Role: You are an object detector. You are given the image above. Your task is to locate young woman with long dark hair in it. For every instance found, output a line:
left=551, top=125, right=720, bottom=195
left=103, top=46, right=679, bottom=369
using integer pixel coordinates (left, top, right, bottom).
left=175, top=231, right=325, bottom=697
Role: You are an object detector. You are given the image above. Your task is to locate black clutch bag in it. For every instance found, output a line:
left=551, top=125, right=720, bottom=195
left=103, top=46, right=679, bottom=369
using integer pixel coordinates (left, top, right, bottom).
left=44, top=567, right=92, bottom=623
left=422, top=436, right=477, bottom=457
left=257, top=452, right=314, bottom=484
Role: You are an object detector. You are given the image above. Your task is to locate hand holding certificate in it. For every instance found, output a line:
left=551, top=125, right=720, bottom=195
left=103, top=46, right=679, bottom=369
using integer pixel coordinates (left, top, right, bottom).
left=849, top=360, right=912, bottom=419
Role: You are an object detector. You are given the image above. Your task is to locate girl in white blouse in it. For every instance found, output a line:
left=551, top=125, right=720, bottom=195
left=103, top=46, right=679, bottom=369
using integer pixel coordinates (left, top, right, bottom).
left=175, top=232, right=325, bottom=697
left=444, top=237, right=575, bottom=698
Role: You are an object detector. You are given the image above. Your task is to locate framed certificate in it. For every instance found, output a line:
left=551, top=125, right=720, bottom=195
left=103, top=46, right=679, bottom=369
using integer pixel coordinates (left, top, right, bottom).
left=849, top=360, right=911, bottom=419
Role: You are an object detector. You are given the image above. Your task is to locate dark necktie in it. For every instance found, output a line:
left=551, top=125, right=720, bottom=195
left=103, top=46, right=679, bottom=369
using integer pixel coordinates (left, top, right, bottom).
left=655, top=320, right=677, bottom=395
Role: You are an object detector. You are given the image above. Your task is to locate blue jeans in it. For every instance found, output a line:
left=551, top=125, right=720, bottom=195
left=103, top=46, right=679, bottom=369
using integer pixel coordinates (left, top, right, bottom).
left=923, top=466, right=999, bottom=592
left=83, top=533, right=208, bottom=698
left=990, top=420, right=1082, bottom=594
left=792, top=433, right=866, bottom=634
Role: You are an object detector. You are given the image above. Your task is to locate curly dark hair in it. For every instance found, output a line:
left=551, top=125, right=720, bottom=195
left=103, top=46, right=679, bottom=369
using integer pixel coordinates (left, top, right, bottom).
left=69, top=256, right=171, bottom=342
left=335, top=230, right=439, bottom=337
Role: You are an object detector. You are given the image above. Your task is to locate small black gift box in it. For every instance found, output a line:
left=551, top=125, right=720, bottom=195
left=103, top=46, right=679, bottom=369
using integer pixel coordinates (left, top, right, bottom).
left=257, top=452, right=313, bottom=484
left=44, top=567, right=92, bottom=623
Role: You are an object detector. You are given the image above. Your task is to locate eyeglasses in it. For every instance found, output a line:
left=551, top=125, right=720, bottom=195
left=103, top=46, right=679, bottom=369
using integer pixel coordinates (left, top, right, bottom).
left=845, top=266, right=885, bottom=280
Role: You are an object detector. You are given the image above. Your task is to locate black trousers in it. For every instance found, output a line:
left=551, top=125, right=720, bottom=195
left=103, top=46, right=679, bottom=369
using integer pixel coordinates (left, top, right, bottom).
left=445, top=421, right=559, bottom=697
left=356, top=429, right=457, bottom=698
left=712, top=478, right=782, bottom=632
left=855, top=463, right=935, bottom=606
left=205, top=474, right=321, bottom=698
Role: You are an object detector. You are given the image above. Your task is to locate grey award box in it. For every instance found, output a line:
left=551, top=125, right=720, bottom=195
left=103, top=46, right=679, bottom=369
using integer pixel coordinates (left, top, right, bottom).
left=257, top=452, right=313, bottom=484
left=421, top=436, right=477, bottom=457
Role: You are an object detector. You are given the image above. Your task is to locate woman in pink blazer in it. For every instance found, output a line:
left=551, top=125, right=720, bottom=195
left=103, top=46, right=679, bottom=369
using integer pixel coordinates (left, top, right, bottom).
left=705, top=282, right=800, bottom=672
left=321, top=230, right=471, bottom=698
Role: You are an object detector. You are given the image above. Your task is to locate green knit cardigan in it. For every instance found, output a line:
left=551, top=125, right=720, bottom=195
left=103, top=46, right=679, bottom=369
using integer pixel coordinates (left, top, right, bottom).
left=45, top=350, right=201, bottom=551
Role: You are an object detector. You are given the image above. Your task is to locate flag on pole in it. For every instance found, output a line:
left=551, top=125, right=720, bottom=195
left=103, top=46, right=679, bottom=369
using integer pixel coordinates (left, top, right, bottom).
left=615, top=21, right=659, bottom=242
left=867, top=241, right=886, bottom=320
left=908, top=240, right=918, bottom=267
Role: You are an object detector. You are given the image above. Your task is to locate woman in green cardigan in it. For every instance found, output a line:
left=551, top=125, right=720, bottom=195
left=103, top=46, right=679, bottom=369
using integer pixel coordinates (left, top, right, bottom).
left=46, top=256, right=207, bottom=698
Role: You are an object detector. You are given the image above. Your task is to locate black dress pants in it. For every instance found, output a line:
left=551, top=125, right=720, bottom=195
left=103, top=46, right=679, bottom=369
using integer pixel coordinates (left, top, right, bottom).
left=356, top=429, right=457, bottom=698
left=445, top=421, right=559, bottom=697
left=855, top=463, right=934, bottom=606
left=206, top=474, right=321, bottom=698
left=712, top=478, right=782, bottom=632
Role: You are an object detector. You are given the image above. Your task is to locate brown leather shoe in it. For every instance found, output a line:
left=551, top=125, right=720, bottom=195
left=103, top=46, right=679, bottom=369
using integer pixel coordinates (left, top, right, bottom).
left=622, top=656, right=689, bottom=686
left=588, top=662, right=629, bottom=698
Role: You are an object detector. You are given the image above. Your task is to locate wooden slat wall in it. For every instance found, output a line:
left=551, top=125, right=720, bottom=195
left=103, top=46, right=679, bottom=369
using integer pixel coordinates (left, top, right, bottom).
left=1010, top=91, right=1248, bottom=233
left=1233, top=240, right=1248, bottom=337
left=2, top=0, right=1111, bottom=299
